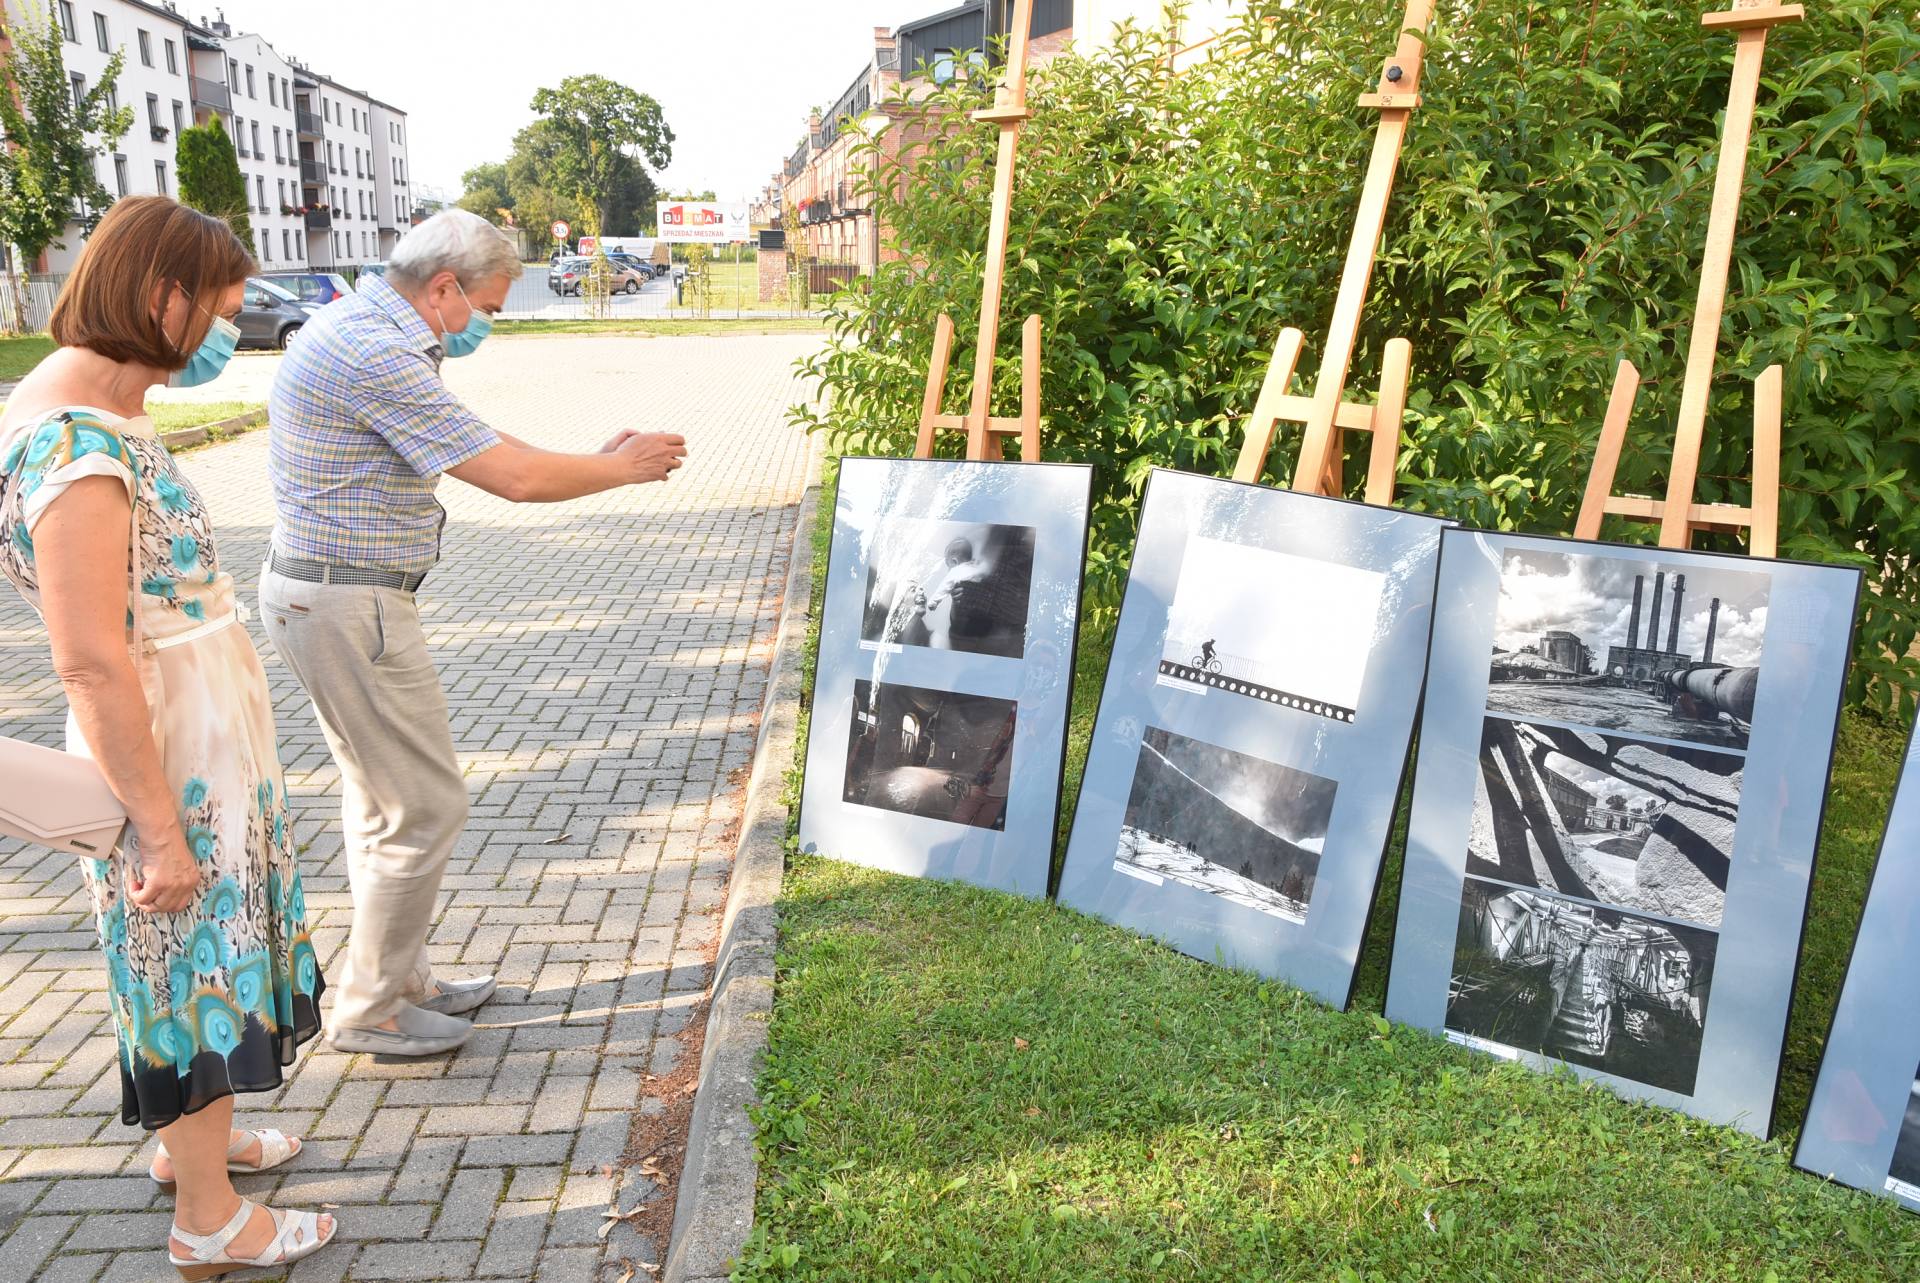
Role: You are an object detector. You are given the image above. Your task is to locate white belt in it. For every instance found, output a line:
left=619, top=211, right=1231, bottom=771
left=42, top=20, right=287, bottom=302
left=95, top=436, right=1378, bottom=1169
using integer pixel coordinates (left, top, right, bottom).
left=144, top=603, right=251, bottom=653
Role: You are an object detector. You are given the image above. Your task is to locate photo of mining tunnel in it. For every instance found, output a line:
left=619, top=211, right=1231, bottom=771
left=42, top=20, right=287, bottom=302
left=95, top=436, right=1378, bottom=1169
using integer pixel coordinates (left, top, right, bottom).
left=861, top=517, right=1037, bottom=659
left=1466, top=717, right=1742, bottom=928
left=1484, top=550, right=1770, bottom=750
left=1890, top=1066, right=1920, bottom=1190
left=843, top=679, right=1017, bottom=830
left=1114, top=727, right=1336, bottom=924
left=1447, top=878, right=1717, bottom=1094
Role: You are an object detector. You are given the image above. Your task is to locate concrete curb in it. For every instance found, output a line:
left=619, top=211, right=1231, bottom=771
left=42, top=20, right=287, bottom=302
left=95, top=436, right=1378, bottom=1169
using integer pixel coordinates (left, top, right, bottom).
left=159, top=407, right=266, bottom=451
left=663, top=472, right=819, bottom=1283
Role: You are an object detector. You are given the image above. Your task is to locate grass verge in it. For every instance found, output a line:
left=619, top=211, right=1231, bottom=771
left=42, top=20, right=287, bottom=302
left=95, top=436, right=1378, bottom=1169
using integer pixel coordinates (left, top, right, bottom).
left=737, top=464, right=1920, bottom=1281
left=147, top=401, right=266, bottom=448
left=0, top=334, right=54, bottom=381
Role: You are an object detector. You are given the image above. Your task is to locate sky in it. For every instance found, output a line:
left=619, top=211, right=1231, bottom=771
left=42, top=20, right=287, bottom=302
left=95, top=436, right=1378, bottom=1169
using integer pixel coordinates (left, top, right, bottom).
left=1494, top=550, right=1770, bottom=670
left=202, top=0, right=909, bottom=201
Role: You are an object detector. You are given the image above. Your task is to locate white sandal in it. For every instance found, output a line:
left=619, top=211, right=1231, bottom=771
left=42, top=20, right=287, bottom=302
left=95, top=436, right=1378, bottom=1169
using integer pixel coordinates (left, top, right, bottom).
left=150, top=1128, right=303, bottom=1193
left=168, top=1197, right=336, bottom=1280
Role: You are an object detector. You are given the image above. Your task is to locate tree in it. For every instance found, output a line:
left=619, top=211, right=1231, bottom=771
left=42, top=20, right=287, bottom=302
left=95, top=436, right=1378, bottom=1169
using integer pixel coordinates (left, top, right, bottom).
left=456, top=161, right=512, bottom=227
left=0, top=1, right=132, bottom=320
left=526, top=74, right=673, bottom=238
left=175, top=116, right=252, bottom=246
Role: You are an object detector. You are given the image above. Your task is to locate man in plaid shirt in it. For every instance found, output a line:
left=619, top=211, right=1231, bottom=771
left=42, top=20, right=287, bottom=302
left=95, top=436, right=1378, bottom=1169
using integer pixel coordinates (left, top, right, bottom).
left=261, top=211, right=686, bottom=1057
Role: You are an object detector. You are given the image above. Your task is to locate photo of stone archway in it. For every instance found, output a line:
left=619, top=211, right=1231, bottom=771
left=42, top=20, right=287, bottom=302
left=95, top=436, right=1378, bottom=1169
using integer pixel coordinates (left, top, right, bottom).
left=1466, top=717, right=1741, bottom=928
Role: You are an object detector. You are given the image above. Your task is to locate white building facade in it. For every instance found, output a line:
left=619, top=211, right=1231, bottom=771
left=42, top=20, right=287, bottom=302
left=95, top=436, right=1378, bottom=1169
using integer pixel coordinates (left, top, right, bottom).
left=2, top=0, right=411, bottom=275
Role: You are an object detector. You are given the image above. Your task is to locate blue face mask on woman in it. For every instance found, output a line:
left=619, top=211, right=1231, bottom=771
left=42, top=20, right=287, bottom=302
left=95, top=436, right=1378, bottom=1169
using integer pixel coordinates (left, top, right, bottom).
left=168, top=313, right=241, bottom=388
left=436, top=280, right=492, bottom=359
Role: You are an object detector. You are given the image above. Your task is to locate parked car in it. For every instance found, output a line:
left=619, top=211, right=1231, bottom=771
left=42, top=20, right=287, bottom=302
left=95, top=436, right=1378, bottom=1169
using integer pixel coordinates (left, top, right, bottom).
left=547, top=256, right=648, bottom=296
left=258, top=271, right=352, bottom=306
left=357, top=262, right=388, bottom=282
left=608, top=253, right=661, bottom=280
left=236, top=277, right=318, bottom=350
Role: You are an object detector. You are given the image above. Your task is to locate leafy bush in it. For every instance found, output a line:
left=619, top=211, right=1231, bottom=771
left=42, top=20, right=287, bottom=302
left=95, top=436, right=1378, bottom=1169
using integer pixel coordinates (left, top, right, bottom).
left=791, top=0, right=1920, bottom=718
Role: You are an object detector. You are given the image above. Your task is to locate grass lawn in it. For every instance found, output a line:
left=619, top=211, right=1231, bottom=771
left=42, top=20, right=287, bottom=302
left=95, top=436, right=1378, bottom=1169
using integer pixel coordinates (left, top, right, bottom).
left=146, top=400, right=265, bottom=443
left=0, top=334, right=54, bottom=381
left=736, top=465, right=1920, bottom=1281
left=494, top=317, right=825, bottom=338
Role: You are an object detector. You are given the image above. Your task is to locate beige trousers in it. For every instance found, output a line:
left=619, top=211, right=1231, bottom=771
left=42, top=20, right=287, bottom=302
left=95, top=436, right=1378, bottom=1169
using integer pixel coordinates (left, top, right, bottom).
left=259, top=567, right=468, bottom=1030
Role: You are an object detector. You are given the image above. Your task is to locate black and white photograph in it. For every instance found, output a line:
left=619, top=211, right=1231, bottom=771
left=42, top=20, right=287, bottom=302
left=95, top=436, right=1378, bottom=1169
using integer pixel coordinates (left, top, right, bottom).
left=1114, top=727, right=1337, bottom=924
left=1447, top=878, right=1717, bottom=1094
left=860, top=518, right=1036, bottom=659
left=1485, top=549, right=1770, bottom=749
left=842, top=679, right=1017, bottom=831
left=1159, top=534, right=1385, bottom=722
left=1890, top=1064, right=1920, bottom=1192
left=1466, top=718, right=1742, bottom=928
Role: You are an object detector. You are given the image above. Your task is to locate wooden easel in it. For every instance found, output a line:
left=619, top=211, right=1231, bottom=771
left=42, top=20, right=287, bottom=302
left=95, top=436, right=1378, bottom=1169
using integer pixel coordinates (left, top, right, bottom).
left=913, top=0, right=1043, bottom=463
left=1230, top=0, right=1434, bottom=505
left=1574, top=0, right=1799, bottom=557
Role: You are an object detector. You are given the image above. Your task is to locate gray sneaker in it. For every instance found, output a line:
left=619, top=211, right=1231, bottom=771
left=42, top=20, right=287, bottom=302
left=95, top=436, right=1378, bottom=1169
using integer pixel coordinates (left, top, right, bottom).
left=419, top=974, right=497, bottom=1017
left=329, top=1003, right=471, bottom=1057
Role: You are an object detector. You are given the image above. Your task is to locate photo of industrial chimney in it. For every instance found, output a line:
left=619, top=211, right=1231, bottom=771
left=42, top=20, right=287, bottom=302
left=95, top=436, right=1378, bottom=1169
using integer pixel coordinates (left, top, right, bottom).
left=1484, top=550, right=1770, bottom=750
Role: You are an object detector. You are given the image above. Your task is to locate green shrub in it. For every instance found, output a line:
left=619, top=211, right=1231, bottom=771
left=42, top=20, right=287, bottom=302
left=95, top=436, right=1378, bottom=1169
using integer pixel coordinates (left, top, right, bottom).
left=791, top=0, right=1920, bottom=719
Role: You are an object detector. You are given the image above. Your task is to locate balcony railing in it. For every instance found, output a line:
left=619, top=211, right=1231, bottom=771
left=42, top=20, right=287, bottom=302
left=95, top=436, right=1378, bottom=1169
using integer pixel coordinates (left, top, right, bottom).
left=188, top=76, right=229, bottom=112
left=303, top=209, right=331, bottom=229
left=300, top=159, right=325, bottom=186
left=294, top=108, right=323, bottom=138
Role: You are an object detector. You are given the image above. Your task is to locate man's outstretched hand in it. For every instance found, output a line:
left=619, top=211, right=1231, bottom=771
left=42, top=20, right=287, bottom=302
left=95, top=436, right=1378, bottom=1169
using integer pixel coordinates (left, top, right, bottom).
left=615, top=432, right=688, bottom=484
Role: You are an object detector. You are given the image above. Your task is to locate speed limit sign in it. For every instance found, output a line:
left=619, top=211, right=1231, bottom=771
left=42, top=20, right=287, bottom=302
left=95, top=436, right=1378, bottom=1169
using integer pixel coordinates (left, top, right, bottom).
left=550, top=220, right=570, bottom=240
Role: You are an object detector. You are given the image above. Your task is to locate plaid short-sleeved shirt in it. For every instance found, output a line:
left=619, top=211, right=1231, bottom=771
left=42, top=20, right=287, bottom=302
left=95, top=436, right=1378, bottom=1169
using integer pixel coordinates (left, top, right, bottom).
left=266, top=275, right=500, bottom=574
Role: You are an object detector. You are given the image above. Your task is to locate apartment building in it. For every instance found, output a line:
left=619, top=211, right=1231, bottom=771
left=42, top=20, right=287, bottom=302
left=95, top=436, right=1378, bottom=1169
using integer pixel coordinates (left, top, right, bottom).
left=2, top=0, right=412, bottom=274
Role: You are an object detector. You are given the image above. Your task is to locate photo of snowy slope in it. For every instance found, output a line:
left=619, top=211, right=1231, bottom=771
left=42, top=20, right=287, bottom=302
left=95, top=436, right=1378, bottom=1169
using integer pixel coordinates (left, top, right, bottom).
left=1466, top=718, right=1741, bottom=929
left=1114, top=727, right=1336, bottom=924
left=1485, top=548, right=1769, bottom=750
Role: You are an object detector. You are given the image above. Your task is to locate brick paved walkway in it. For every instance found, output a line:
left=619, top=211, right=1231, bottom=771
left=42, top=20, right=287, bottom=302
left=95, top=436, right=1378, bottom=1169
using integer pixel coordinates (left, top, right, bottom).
left=0, top=333, right=818, bottom=1282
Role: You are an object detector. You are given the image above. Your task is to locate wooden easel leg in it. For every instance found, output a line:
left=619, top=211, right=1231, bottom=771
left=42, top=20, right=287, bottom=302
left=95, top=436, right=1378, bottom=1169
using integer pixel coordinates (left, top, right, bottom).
left=1019, top=314, right=1042, bottom=462
left=915, top=313, right=956, bottom=460
left=1750, top=363, right=1781, bottom=558
left=1231, top=327, right=1305, bottom=484
left=1363, top=337, right=1411, bottom=507
left=1574, top=359, right=1641, bottom=542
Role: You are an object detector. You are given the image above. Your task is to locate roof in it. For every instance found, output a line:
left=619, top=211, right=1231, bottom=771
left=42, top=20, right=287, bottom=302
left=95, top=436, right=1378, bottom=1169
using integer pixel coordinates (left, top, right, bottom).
left=896, top=0, right=981, bottom=38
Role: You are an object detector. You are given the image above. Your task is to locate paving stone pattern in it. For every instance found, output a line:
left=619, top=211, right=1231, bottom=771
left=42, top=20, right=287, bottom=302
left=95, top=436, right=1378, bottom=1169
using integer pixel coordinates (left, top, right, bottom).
left=0, top=335, right=818, bottom=1281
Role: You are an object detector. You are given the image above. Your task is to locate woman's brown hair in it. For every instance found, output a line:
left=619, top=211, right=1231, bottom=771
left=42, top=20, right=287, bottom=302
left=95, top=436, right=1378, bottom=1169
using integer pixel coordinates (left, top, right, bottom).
left=48, top=196, right=255, bottom=369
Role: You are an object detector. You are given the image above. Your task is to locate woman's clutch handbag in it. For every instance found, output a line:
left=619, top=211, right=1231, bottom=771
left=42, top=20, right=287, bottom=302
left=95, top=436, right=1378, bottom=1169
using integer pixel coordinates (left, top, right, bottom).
left=0, top=736, right=126, bottom=856
left=0, top=446, right=137, bottom=859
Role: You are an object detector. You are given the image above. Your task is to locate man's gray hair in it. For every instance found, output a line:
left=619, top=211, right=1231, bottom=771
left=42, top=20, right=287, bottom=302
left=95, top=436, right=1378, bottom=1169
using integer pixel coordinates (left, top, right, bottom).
left=387, top=210, right=522, bottom=290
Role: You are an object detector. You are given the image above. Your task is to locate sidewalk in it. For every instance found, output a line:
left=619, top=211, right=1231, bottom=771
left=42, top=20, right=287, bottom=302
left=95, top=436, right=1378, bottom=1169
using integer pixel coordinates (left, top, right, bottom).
left=0, top=332, right=820, bottom=1281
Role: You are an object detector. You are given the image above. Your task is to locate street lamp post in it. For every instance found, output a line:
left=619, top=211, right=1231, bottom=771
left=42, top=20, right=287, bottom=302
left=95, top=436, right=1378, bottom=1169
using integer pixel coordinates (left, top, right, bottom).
left=856, top=112, right=892, bottom=278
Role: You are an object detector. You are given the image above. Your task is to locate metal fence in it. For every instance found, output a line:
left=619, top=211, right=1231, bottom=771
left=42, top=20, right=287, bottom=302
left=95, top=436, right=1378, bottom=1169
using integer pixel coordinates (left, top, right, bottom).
left=496, top=250, right=846, bottom=323
left=0, top=273, right=67, bottom=335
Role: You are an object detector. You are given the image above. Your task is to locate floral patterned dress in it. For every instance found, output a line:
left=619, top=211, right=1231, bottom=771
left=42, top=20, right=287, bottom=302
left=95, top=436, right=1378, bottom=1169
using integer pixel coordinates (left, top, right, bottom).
left=0, top=407, right=323, bottom=1129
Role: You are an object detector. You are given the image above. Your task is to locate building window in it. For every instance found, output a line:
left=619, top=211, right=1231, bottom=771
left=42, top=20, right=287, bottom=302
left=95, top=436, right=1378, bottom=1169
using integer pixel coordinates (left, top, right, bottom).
left=112, top=154, right=128, bottom=197
left=164, top=39, right=177, bottom=74
left=145, top=93, right=159, bottom=130
left=172, top=101, right=184, bottom=135
left=105, top=84, right=116, bottom=115
left=155, top=160, right=167, bottom=195
left=136, top=29, right=151, bottom=65
left=92, top=11, right=108, bottom=52
left=273, top=126, right=283, bottom=162
left=228, top=58, right=239, bottom=89
left=278, top=178, right=287, bottom=207
left=57, top=2, right=77, bottom=42
left=268, top=75, right=277, bottom=107
left=326, top=142, right=335, bottom=172
left=234, top=116, right=246, bottom=156
left=69, top=72, right=84, bottom=111
left=245, top=66, right=255, bottom=99
left=260, top=229, right=271, bottom=262
left=256, top=175, right=266, bottom=212
left=251, top=121, right=261, bottom=156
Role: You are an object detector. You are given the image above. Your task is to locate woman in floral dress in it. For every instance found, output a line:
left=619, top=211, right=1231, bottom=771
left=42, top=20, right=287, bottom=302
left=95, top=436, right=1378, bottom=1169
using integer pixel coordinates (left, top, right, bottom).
left=0, top=198, right=334, bottom=1277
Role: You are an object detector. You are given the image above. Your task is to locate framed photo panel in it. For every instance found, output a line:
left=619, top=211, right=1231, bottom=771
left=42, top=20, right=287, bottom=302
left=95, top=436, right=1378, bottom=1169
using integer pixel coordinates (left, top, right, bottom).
left=797, top=456, right=1092, bottom=897
left=1794, top=724, right=1920, bottom=1207
left=1384, top=530, right=1861, bottom=1136
left=1056, top=469, right=1449, bottom=1007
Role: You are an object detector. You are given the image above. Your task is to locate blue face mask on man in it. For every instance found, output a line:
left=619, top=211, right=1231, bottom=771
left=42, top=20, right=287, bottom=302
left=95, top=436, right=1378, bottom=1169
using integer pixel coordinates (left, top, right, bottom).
left=436, top=279, right=492, bottom=359
left=168, top=312, right=241, bottom=388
